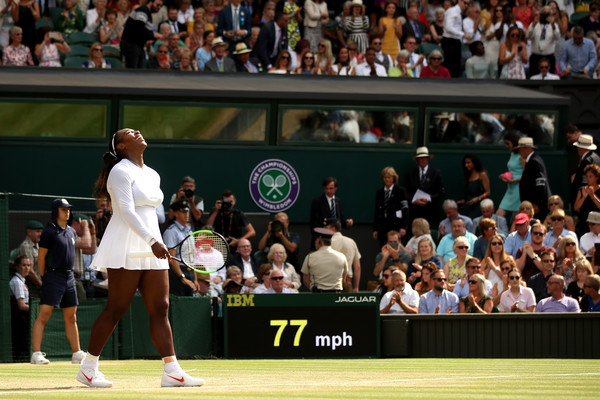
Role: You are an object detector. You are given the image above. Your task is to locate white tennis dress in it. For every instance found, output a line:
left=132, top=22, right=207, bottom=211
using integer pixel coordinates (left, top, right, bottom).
left=91, top=158, right=168, bottom=272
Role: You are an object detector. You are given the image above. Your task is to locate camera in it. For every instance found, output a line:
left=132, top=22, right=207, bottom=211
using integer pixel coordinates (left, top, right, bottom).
left=539, top=13, right=549, bottom=24
left=221, top=198, right=232, bottom=212
left=271, top=220, right=283, bottom=233
left=388, top=242, right=399, bottom=249
left=102, top=209, right=112, bottom=218
left=183, top=188, right=194, bottom=198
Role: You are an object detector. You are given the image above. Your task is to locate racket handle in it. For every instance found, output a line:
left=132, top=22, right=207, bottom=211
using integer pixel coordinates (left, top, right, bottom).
left=129, top=251, right=155, bottom=258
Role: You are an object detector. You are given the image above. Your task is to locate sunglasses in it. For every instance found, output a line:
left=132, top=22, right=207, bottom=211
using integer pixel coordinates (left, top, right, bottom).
left=469, top=265, right=481, bottom=270
left=456, top=246, right=469, bottom=250
left=491, top=241, right=503, bottom=246
left=270, top=276, right=284, bottom=281
left=501, top=267, right=511, bottom=272
left=304, top=56, right=314, bottom=59
left=319, top=44, right=325, bottom=47
left=566, top=242, right=576, bottom=247
left=510, top=33, right=519, bottom=37
left=433, top=277, right=447, bottom=282
left=539, top=66, right=550, bottom=69
left=430, top=57, right=442, bottom=61
left=509, top=276, right=520, bottom=280
left=372, top=41, right=382, bottom=45
left=531, top=231, right=544, bottom=236
left=93, top=48, right=103, bottom=51
left=382, top=274, right=390, bottom=278
left=542, top=259, right=555, bottom=263
left=468, top=280, right=479, bottom=284
left=281, top=56, right=290, bottom=60
left=549, top=202, right=559, bottom=206
left=551, top=217, right=563, bottom=221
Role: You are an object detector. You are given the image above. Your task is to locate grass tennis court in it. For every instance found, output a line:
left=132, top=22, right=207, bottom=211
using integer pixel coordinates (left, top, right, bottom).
left=1, top=358, right=598, bottom=399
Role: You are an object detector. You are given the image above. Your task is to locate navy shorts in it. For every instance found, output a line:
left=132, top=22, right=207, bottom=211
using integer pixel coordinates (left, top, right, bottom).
left=40, top=269, right=79, bottom=308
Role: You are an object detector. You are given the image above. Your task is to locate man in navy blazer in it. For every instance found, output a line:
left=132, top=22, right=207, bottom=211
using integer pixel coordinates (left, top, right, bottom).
left=405, top=147, right=445, bottom=227
left=252, top=11, right=289, bottom=68
left=310, top=177, right=353, bottom=231
left=217, top=0, right=252, bottom=54
left=228, top=238, right=260, bottom=281
left=517, top=137, right=551, bottom=221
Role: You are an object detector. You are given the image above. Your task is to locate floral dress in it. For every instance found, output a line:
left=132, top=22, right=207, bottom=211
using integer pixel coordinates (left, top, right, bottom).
left=38, top=44, right=61, bottom=67
left=500, top=48, right=526, bottom=79
left=284, top=1, right=301, bottom=49
left=2, top=44, right=34, bottom=66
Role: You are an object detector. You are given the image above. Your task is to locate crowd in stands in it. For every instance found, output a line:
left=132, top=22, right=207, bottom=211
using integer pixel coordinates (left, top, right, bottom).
left=9, top=125, right=600, bottom=322
left=1, top=0, right=599, bottom=78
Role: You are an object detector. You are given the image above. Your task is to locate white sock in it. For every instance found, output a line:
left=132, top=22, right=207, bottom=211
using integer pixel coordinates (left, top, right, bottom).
left=163, top=356, right=179, bottom=373
left=82, top=353, right=100, bottom=369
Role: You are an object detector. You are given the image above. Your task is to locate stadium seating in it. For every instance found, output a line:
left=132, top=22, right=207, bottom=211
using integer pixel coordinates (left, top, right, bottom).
left=68, top=44, right=91, bottom=58
left=64, top=56, right=88, bottom=67
left=67, top=32, right=96, bottom=46
left=35, top=18, right=54, bottom=31
left=570, top=11, right=589, bottom=26
left=418, top=42, right=443, bottom=57
left=104, top=56, right=123, bottom=69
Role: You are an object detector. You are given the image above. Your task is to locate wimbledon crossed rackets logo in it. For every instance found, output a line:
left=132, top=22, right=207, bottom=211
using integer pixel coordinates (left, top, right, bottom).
left=249, top=159, right=300, bottom=212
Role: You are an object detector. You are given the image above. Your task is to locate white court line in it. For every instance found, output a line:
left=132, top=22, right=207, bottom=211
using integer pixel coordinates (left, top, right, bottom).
left=1, top=372, right=599, bottom=396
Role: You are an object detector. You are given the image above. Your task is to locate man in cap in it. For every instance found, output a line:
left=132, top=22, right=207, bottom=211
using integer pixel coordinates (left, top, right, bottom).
left=205, top=37, right=236, bottom=72
left=565, top=124, right=600, bottom=182
left=405, top=146, right=445, bottom=227
left=505, top=212, right=533, bottom=258
left=17, top=220, right=44, bottom=298
left=232, top=42, right=259, bottom=72
left=580, top=211, right=600, bottom=260
left=163, top=200, right=198, bottom=296
left=517, top=137, right=551, bottom=220
left=31, top=199, right=85, bottom=365
left=195, top=272, right=220, bottom=298
left=301, top=228, right=348, bottom=292
left=543, top=209, right=577, bottom=249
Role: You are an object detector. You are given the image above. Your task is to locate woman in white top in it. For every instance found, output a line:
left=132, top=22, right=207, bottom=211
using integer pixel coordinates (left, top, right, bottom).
left=77, top=129, right=204, bottom=388
left=303, top=0, right=328, bottom=52
left=267, top=243, right=301, bottom=290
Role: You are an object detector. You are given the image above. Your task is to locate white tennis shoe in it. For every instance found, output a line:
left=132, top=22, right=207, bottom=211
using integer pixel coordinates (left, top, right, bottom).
left=161, top=368, right=205, bottom=387
left=76, top=366, right=113, bottom=388
left=30, top=352, right=50, bottom=365
left=71, top=350, right=86, bottom=364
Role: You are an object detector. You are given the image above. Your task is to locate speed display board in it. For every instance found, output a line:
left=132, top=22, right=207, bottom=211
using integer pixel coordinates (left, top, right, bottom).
left=224, top=293, right=380, bottom=358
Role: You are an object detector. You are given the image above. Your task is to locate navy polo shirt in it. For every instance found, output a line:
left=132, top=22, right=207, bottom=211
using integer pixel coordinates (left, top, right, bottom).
left=39, top=223, right=76, bottom=271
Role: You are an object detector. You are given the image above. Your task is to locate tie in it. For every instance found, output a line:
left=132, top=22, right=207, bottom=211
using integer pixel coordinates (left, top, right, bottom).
left=330, top=198, right=336, bottom=218
left=233, top=7, right=239, bottom=32
left=370, top=64, right=377, bottom=76
left=541, top=25, right=547, bottom=40
left=420, top=169, right=426, bottom=185
left=219, top=60, right=224, bottom=72
left=171, top=21, right=178, bottom=33
left=384, top=190, right=391, bottom=217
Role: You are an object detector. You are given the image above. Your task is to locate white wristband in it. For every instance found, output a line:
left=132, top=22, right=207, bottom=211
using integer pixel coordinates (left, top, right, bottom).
left=149, top=238, right=157, bottom=246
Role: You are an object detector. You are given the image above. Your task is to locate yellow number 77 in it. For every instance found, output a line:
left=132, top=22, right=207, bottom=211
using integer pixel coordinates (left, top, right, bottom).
left=270, top=319, right=308, bottom=347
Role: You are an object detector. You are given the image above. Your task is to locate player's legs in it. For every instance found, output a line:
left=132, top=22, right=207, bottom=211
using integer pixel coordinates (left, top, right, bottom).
left=138, top=269, right=174, bottom=357
left=32, top=304, right=54, bottom=352
left=62, top=306, right=81, bottom=353
left=87, top=268, right=142, bottom=356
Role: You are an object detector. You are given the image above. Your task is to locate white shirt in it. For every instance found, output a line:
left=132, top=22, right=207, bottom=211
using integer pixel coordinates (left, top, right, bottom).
left=264, top=287, right=298, bottom=294
left=241, top=257, right=255, bottom=279
left=580, top=231, right=600, bottom=257
left=380, top=283, right=420, bottom=314
left=462, top=16, right=481, bottom=43
left=443, top=5, right=464, bottom=40
left=530, top=72, right=560, bottom=80
left=526, top=22, right=560, bottom=55
left=355, top=62, right=388, bottom=77
left=498, top=286, right=537, bottom=312
left=408, top=52, right=425, bottom=77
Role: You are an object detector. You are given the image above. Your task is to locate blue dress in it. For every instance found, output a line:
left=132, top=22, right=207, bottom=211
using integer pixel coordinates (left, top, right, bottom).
left=499, top=152, right=523, bottom=212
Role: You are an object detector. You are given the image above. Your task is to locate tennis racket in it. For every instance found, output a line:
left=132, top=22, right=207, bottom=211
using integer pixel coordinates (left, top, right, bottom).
left=129, top=230, right=230, bottom=274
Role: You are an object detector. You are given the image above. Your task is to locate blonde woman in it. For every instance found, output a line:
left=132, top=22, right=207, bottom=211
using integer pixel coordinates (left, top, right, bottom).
left=407, top=237, right=443, bottom=286
left=267, top=243, right=300, bottom=290
left=403, top=218, right=435, bottom=258
left=459, top=273, right=494, bottom=313
left=444, top=236, right=473, bottom=291
left=315, top=39, right=334, bottom=73
left=556, top=236, right=585, bottom=287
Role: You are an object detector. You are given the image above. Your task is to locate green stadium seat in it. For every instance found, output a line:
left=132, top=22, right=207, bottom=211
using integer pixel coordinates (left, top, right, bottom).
left=67, top=32, right=96, bottom=46
left=48, top=7, right=62, bottom=28
left=105, top=56, right=122, bottom=69
left=418, top=42, right=443, bottom=58
left=68, top=44, right=90, bottom=57
left=570, top=11, right=589, bottom=26
left=64, top=56, right=88, bottom=67
left=102, top=46, right=121, bottom=57
left=35, top=18, right=54, bottom=31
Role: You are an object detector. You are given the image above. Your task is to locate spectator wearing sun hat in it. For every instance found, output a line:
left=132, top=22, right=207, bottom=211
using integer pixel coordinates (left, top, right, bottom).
left=571, top=134, right=600, bottom=217
left=232, top=42, right=259, bottom=72
left=517, top=137, right=551, bottom=220
left=205, top=37, right=236, bottom=72
left=405, top=146, right=445, bottom=227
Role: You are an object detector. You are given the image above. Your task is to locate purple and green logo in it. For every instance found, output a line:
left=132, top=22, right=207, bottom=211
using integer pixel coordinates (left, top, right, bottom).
left=249, top=159, right=300, bottom=212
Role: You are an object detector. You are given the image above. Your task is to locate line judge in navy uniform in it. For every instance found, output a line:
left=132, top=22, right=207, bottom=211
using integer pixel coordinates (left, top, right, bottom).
left=163, top=200, right=198, bottom=296
left=217, top=0, right=252, bottom=54
left=517, top=137, right=552, bottom=221
left=373, top=166, right=410, bottom=247
left=405, top=147, right=445, bottom=227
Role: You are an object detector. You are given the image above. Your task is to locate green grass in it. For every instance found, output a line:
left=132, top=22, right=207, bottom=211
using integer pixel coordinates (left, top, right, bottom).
left=0, top=359, right=598, bottom=399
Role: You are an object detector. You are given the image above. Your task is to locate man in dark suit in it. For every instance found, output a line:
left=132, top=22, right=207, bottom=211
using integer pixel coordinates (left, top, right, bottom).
left=232, top=42, right=260, bottom=72
left=160, top=6, right=188, bottom=38
left=402, top=6, right=429, bottom=44
left=571, top=134, right=600, bottom=236
left=204, top=37, right=236, bottom=72
left=517, top=137, right=551, bottom=220
left=405, top=147, right=445, bottom=227
left=373, top=167, right=410, bottom=247
left=217, top=0, right=252, bottom=54
left=228, top=238, right=260, bottom=282
left=252, top=11, right=289, bottom=68
left=310, top=177, right=353, bottom=232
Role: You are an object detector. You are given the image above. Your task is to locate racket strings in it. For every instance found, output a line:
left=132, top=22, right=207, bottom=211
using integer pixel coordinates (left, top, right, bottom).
left=190, top=233, right=229, bottom=271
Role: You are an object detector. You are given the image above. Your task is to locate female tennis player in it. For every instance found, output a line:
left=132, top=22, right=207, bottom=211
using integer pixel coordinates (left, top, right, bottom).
left=76, top=129, right=204, bottom=388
